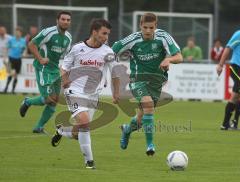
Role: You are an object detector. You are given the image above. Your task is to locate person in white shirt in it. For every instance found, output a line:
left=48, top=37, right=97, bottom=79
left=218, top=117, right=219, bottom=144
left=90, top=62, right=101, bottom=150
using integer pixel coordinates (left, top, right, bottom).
left=0, top=26, right=11, bottom=58
left=51, top=19, right=120, bottom=169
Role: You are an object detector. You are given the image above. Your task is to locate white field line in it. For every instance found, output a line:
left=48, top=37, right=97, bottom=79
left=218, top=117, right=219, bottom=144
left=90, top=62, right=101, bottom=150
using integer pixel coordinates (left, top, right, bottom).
left=0, top=131, right=52, bottom=140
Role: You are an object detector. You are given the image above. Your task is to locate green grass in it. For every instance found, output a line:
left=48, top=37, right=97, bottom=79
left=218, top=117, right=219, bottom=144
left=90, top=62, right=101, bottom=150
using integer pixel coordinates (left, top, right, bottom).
left=0, top=94, right=240, bottom=182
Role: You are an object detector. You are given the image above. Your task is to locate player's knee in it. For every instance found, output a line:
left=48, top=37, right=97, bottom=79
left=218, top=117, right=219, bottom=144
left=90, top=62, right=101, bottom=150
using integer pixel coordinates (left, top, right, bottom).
left=45, top=96, right=59, bottom=105
left=143, top=108, right=154, bottom=114
left=72, top=124, right=90, bottom=140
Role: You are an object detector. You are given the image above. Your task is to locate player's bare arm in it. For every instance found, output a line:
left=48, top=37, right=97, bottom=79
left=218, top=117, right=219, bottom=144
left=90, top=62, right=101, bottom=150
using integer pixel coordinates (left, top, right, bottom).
left=60, top=68, right=71, bottom=88
left=112, top=77, right=120, bottom=104
left=217, top=47, right=231, bottom=76
left=160, top=52, right=183, bottom=70
left=28, top=41, right=49, bottom=65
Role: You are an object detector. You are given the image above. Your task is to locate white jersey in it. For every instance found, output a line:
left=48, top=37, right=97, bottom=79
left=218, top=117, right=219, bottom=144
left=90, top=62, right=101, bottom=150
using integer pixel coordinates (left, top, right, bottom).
left=62, top=41, right=118, bottom=96
left=0, top=34, right=11, bottom=57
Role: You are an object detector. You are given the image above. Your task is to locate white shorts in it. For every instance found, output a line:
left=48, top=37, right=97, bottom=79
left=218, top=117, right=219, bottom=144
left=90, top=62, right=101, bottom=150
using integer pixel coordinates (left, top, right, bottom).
left=64, top=89, right=99, bottom=121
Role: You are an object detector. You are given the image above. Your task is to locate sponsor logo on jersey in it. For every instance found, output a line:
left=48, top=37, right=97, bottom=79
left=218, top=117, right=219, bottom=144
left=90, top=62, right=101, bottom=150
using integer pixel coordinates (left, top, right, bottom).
left=51, top=46, right=66, bottom=53
left=137, top=47, right=142, bottom=52
left=80, top=49, right=85, bottom=52
left=137, top=53, right=159, bottom=61
left=80, top=59, right=104, bottom=67
left=152, top=43, right=157, bottom=50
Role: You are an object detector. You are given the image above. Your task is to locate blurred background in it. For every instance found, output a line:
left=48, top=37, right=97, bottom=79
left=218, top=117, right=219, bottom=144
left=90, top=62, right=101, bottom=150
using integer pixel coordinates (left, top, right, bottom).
left=0, top=0, right=237, bottom=98
left=0, top=0, right=239, bottom=59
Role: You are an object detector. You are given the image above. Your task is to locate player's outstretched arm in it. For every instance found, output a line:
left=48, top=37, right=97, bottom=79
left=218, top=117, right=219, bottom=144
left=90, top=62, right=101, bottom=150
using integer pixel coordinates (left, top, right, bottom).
left=160, top=52, right=183, bottom=71
left=112, top=77, right=120, bottom=104
left=217, top=47, right=231, bottom=76
left=60, top=68, right=70, bottom=89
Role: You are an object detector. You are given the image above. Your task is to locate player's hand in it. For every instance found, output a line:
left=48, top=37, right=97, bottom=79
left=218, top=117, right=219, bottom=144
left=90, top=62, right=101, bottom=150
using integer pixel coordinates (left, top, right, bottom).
left=216, top=64, right=223, bottom=76
left=160, top=58, right=170, bottom=71
left=39, top=58, right=49, bottom=65
left=62, top=78, right=71, bottom=89
left=113, top=93, right=120, bottom=104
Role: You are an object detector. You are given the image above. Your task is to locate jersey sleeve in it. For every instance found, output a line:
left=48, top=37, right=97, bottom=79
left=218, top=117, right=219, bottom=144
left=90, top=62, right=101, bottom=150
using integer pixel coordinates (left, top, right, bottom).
left=31, top=29, right=47, bottom=46
left=226, top=31, right=240, bottom=50
left=156, top=30, right=181, bottom=56
left=162, top=32, right=181, bottom=56
left=32, top=27, right=57, bottom=47
left=61, top=45, right=75, bottom=72
left=112, top=32, right=140, bottom=54
left=112, top=41, right=126, bottom=54
left=63, top=32, right=72, bottom=56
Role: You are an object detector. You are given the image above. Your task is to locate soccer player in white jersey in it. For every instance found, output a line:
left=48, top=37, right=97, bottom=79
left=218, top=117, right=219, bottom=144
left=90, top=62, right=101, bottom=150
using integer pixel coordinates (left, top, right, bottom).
left=51, top=19, right=120, bottom=169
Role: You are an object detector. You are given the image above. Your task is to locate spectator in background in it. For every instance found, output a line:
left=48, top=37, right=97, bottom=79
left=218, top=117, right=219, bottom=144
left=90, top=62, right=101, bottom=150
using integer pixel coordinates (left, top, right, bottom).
left=24, top=26, right=38, bottom=57
left=211, top=38, right=224, bottom=63
left=3, top=26, right=26, bottom=94
left=182, top=36, right=203, bottom=62
left=0, top=26, right=11, bottom=59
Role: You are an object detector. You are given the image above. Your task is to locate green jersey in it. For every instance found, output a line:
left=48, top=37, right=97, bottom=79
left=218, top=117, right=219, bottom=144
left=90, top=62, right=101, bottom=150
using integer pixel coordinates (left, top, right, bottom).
left=112, top=29, right=180, bottom=83
left=32, top=26, right=72, bottom=73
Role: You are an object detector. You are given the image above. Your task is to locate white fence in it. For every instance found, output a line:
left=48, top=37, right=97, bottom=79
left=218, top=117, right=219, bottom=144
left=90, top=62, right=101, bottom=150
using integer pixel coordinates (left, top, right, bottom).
left=0, top=57, right=231, bottom=100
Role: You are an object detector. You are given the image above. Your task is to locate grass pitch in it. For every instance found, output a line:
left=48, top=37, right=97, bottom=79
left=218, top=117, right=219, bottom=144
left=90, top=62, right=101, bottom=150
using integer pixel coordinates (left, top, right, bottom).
left=0, top=94, right=240, bottom=182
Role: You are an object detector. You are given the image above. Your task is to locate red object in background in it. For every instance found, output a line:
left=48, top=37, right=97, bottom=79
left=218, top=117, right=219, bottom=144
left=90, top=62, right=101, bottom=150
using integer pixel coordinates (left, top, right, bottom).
left=211, top=47, right=224, bottom=63
left=224, top=64, right=231, bottom=100
left=25, top=79, right=36, bottom=88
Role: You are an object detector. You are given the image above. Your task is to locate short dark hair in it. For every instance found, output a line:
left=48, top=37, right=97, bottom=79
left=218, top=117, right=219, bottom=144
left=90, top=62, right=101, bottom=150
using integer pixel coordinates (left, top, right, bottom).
left=140, top=13, right=157, bottom=24
left=57, top=11, right=72, bottom=19
left=89, top=19, right=111, bottom=34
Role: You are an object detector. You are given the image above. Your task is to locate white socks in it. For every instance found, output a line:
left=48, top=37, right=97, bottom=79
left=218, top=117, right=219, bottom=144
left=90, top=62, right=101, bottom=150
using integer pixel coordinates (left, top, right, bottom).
left=58, top=126, right=94, bottom=163
left=57, top=126, right=73, bottom=138
left=78, top=131, right=93, bottom=163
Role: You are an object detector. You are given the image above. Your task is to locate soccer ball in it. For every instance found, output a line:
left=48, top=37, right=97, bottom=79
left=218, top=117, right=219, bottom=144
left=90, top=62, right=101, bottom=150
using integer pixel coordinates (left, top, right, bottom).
left=166, top=150, right=188, bottom=171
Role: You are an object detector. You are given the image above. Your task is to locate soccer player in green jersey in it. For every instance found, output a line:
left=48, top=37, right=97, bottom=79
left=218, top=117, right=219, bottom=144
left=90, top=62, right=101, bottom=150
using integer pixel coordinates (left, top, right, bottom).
left=19, top=11, right=72, bottom=133
left=112, top=12, right=183, bottom=155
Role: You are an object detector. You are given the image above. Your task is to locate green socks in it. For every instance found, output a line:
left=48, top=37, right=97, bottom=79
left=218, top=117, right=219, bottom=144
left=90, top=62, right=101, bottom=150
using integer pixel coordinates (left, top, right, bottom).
left=124, top=114, right=154, bottom=147
left=33, top=105, right=56, bottom=129
left=142, top=114, right=154, bottom=147
left=125, top=117, right=140, bottom=134
left=26, top=96, right=45, bottom=106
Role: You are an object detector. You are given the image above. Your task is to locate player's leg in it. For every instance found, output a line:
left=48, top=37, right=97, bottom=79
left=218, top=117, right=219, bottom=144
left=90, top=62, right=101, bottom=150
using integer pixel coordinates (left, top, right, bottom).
left=32, top=92, right=59, bottom=133
left=52, top=93, right=96, bottom=169
left=11, top=59, right=21, bottom=94
left=3, top=58, right=14, bottom=93
left=55, top=109, right=95, bottom=168
left=232, top=101, right=240, bottom=129
left=120, top=109, right=143, bottom=150
left=19, top=68, right=46, bottom=117
left=75, top=110, right=95, bottom=169
left=221, top=93, right=239, bottom=130
left=140, top=95, right=155, bottom=156
left=221, top=65, right=240, bottom=130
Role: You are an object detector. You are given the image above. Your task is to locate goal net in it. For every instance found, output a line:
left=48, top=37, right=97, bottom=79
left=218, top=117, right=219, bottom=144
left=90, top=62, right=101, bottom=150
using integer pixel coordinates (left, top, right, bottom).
left=133, top=11, right=213, bottom=60
left=13, top=4, right=108, bottom=43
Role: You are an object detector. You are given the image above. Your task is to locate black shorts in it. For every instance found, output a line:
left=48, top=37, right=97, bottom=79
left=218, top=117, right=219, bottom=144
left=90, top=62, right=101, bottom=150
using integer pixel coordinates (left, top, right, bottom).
left=230, top=64, right=240, bottom=93
left=9, top=57, right=22, bottom=74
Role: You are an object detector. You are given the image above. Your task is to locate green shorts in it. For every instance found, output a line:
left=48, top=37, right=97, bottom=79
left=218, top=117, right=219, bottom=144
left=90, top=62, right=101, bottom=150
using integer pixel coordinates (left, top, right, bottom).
left=129, top=81, right=162, bottom=106
left=35, top=68, right=61, bottom=98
